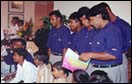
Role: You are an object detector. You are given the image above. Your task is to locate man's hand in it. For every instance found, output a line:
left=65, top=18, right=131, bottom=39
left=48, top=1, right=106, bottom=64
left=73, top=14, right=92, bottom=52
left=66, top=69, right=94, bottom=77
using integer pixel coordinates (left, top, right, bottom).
left=79, top=53, right=92, bottom=61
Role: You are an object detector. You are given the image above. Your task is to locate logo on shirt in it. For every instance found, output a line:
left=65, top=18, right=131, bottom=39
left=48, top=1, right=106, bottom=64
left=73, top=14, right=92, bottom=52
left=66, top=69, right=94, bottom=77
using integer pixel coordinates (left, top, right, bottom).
left=112, top=48, right=117, bottom=51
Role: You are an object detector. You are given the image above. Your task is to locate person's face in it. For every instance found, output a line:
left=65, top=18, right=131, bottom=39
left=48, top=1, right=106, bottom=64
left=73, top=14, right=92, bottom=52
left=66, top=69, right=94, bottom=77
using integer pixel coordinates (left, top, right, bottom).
left=89, top=15, right=102, bottom=29
left=68, top=19, right=78, bottom=32
left=11, top=19, right=17, bottom=25
left=34, top=56, right=40, bottom=66
left=38, top=20, right=44, bottom=28
left=52, top=67, right=61, bottom=78
left=80, top=15, right=89, bottom=27
left=50, top=15, right=60, bottom=27
left=13, top=52, right=21, bottom=62
left=12, top=41, right=24, bottom=49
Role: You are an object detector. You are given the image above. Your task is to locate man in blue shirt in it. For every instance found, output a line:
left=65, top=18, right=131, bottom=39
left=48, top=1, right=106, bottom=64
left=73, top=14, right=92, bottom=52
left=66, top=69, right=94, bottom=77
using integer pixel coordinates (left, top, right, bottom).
left=79, top=4, right=123, bottom=83
left=47, top=10, right=71, bottom=64
left=68, top=11, right=82, bottom=52
left=77, top=6, right=97, bottom=55
left=97, top=2, right=131, bottom=83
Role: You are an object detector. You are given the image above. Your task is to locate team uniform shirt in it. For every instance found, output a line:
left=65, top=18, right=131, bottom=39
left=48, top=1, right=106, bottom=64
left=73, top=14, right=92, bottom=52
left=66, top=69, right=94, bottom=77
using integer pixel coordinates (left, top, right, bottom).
left=47, top=25, right=71, bottom=54
left=90, top=22, right=123, bottom=65
left=76, top=27, right=97, bottom=55
left=70, top=32, right=80, bottom=52
left=112, top=16, right=131, bottom=52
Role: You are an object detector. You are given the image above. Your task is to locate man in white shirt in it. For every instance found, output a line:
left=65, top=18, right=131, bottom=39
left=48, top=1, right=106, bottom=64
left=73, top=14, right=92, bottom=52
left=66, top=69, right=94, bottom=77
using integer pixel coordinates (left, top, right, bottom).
left=8, top=16, right=20, bottom=39
left=10, top=48, right=37, bottom=83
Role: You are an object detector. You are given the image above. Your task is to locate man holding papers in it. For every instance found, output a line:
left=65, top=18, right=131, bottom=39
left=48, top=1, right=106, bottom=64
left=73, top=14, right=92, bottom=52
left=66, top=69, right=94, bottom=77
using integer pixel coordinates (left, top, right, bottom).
left=79, top=4, right=123, bottom=83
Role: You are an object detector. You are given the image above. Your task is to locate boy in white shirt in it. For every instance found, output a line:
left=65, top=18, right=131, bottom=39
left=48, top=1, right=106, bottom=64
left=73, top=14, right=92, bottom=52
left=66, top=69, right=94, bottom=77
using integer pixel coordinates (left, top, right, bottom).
left=10, top=48, right=37, bottom=83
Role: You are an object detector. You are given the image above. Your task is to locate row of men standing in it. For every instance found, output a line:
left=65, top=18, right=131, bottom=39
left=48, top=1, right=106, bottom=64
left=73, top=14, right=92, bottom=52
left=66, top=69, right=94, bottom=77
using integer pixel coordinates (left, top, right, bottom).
left=35, top=2, right=131, bottom=83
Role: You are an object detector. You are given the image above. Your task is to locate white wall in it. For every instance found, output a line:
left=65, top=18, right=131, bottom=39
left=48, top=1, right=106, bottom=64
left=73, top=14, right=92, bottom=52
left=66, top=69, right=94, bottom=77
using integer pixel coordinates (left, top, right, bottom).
left=1, top=1, right=131, bottom=29
left=1, top=1, right=35, bottom=29
left=54, top=1, right=131, bottom=25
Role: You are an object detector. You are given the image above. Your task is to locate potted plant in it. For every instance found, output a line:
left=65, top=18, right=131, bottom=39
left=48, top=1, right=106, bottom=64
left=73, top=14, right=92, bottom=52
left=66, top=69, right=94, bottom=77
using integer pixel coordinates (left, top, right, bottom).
left=17, top=18, right=33, bottom=40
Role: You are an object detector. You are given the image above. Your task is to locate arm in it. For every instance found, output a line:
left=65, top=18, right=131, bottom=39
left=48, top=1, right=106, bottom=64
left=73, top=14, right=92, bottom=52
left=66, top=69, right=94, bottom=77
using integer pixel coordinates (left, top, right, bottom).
left=79, top=52, right=116, bottom=61
left=62, top=48, right=68, bottom=61
left=48, top=48, right=51, bottom=57
left=61, top=28, right=71, bottom=61
left=10, top=65, right=21, bottom=83
left=47, top=31, right=52, bottom=57
left=79, top=25, right=122, bottom=62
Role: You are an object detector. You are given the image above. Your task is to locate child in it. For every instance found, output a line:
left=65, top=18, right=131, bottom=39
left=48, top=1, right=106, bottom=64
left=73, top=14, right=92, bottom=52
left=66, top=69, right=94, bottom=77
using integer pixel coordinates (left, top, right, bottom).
left=88, top=70, right=113, bottom=83
left=34, top=51, right=53, bottom=83
left=52, top=61, right=69, bottom=83
left=72, top=69, right=89, bottom=83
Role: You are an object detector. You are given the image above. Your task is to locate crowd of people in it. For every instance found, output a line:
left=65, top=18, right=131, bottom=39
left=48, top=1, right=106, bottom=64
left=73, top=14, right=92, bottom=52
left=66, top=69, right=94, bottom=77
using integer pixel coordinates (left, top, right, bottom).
left=1, top=2, right=131, bottom=83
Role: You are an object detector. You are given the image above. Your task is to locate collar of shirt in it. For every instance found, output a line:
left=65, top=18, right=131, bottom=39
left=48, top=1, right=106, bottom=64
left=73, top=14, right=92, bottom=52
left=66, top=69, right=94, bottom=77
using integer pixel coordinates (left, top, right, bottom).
left=53, top=24, right=64, bottom=30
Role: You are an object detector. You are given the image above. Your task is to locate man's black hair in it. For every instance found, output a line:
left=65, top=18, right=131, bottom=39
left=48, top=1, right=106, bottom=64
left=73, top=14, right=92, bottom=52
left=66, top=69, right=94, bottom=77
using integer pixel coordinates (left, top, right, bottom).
left=34, top=51, right=49, bottom=65
left=89, top=4, right=110, bottom=21
left=89, top=70, right=113, bottom=83
left=69, top=11, right=80, bottom=22
left=73, top=69, right=89, bottom=83
left=97, top=2, right=111, bottom=10
left=10, top=38, right=26, bottom=48
left=49, top=10, right=62, bottom=21
left=13, top=48, right=29, bottom=59
left=77, top=6, right=90, bottom=19
left=52, top=61, right=69, bottom=76
left=12, top=16, right=20, bottom=22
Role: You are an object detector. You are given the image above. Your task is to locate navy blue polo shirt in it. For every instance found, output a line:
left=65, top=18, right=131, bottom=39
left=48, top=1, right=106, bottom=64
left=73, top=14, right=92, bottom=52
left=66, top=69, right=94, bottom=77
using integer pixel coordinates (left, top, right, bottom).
left=76, top=27, right=97, bottom=55
left=112, top=16, right=131, bottom=52
left=70, top=32, right=80, bottom=52
left=91, top=22, right=123, bottom=65
left=47, top=25, right=71, bottom=53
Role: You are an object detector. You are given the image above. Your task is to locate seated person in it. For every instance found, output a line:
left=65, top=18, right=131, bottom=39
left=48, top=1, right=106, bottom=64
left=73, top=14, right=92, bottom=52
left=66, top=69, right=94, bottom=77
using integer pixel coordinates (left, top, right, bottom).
left=8, top=16, right=20, bottom=39
left=52, top=61, right=69, bottom=83
left=72, top=69, right=89, bottom=83
left=34, top=51, right=53, bottom=83
left=88, top=70, right=113, bottom=83
left=10, top=48, right=37, bottom=83
left=1, top=38, right=34, bottom=72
